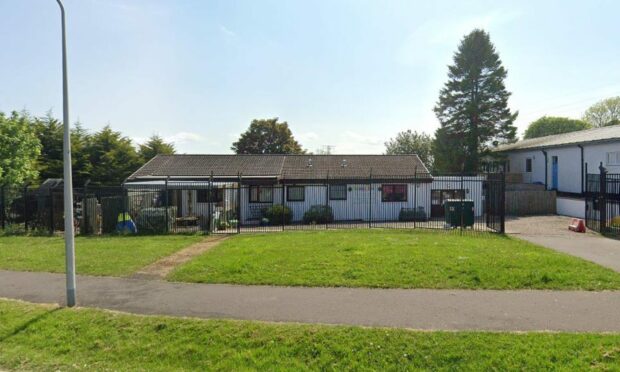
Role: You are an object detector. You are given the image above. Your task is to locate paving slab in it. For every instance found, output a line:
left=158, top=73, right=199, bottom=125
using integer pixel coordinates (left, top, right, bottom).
left=2, top=270, right=620, bottom=332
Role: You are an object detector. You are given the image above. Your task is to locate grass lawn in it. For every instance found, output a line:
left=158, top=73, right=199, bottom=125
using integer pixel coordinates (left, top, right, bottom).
left=0, top=235, right=202, bottom=276
left=1, top=299, right=619, bottom=371
left=170, top=229, right=620, bottom=290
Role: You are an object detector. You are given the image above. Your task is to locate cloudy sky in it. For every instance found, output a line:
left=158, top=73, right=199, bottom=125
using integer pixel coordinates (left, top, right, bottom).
left=1, top=0, right=619, bottom=154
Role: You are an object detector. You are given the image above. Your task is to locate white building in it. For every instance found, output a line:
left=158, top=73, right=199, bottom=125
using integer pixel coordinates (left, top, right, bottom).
left=496, top=125, right=620, bottom=218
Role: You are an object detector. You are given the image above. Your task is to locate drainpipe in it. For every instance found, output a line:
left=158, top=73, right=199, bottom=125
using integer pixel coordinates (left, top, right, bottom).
left=542, top=150, right=548, bottom=190
left=577, top=145, right=584, bottom=195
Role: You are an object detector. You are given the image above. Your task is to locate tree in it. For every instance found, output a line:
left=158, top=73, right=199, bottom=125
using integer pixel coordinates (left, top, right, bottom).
left=231, top=118, right=305, bottom=154
left=139, top=135, right=175, bottom=162
left=32, top=113, right=92, bottom=185
left=433, top=29, right=518, bottom=172
left=583, top=97, right=620, bottom=127
left=86, top=125, right=141, bottom=185
left=0, top=111, right=41, bottom=185
left=523, top=116, right=591, bottom=139
left=384, top=130, right=433, bottom=170
left=431, top=127, right=465, bottom=173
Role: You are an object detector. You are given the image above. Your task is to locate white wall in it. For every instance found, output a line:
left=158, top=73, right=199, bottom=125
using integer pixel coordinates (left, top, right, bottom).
left=506, top=150, right=546, bottom=185
left=556, top=197, right=585, bottom=218
left=585, top=142, right=620, bottom=175
left=431, top=176, right=486, bottom=217
left=545, top=147, right=581, bottom=193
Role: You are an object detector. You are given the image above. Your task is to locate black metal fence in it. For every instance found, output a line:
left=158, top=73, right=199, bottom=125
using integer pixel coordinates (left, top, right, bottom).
left=0, top=172, right=505, bottom=235
left=586, top=165, right=620, bottom=236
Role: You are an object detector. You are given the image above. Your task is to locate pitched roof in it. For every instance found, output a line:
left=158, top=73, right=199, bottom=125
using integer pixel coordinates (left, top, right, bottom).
left=495, top=125, right=620, bottom=152
left=127, top=154, right=430, bottom=181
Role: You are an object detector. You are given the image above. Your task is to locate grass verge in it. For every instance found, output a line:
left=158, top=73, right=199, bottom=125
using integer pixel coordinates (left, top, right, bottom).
left=0, top=235, right=203, bottom=276
left=170, top=229, right=620, bottom=290
left=1, top=299, right=619, bottom=371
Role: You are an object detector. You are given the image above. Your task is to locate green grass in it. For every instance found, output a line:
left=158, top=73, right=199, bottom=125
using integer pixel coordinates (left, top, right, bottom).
left=0, top=235, right=203, bottom=276
left=170, top=230, right=620, bottom=290
left=1, top=299, right=619, bottom=371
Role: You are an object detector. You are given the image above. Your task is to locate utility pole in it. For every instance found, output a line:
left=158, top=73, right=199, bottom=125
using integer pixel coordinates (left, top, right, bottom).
left=57, top=0, right=76, bottom=307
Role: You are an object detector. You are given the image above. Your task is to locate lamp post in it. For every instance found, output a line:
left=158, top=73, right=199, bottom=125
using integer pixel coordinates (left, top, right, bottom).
left=56, top=0, right=76, bottom=307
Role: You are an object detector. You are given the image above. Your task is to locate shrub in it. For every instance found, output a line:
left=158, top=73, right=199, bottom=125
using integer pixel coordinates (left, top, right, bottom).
left=398, top=207, right=427, bottom=222
left=135, top=207, right=177, bottom=234
left=303, top=205, right=334, bottom=224
left=263, top=204, right=293, bottom=225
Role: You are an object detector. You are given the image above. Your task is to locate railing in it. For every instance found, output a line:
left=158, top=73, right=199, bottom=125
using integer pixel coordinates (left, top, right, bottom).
left=585, top=164, right=620, bottom=236
left=0, top=172, right=505, bottom=235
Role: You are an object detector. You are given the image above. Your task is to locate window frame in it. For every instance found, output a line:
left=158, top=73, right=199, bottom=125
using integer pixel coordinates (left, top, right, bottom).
left=525, top=158, right=533, bottom=173
left=607, top=151, right=620, bottom=166
left=329, top=184, right=347, bottom=201
left=381, top=184, right=408, bottom=202
left=286, top=185, right=305, bottom=202
left=249, top=185, right=273, bottom=204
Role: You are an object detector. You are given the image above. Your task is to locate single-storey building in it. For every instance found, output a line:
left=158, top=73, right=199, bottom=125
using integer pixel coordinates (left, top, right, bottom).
left=495, top=125, right=620, bottom=218
left=125, top=154, right=498, bottom=230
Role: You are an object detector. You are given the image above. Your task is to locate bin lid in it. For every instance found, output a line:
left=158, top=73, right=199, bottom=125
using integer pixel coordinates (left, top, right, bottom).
left=444, top=199, right=474, bottom=203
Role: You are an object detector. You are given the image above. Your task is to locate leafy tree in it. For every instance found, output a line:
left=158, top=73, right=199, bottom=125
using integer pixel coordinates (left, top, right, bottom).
left=138, top=135, right=175, bottom=162
left=32, top=114, right=92, bottom=185
left=583, top=96, right=620, bottom=127
left=523, top=116, right=591, bottom=139
left=433, top=29, right=518, bottom=172
left=86, top=125, right=141, bottom=185
left=232, top=118, right=305, bottom=154
left=384, top=130, right=433, bottom=170
left=431, top=127, right=464, bottom=173
left=0, top=111, right=41, bottom=185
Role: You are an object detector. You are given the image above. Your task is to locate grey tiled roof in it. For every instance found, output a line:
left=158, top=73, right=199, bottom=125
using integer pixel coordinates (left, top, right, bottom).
left=495, top=125, right=620, bottom=152
left=127, top=154, right=430, bottom=181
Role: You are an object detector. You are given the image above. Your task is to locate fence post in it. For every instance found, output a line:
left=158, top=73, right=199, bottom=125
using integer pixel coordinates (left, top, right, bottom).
left=237, top=173, right=242, bottom=234
left=500, top=170, right=506, bottom=234
left=23, top=183, right=29, bottom=232
left=325, top=171, right=329, bottom=230
left=0, top=184, right=4, bottom=230
left=83, top=179, right=91, bottom=235
left=460, top=173, right=464, bottom=234
left=281, top=178, right=285, bottom=231
left=49, top=186, right=54, bottom=234
left=164, top=176, right=170, bottom=234
left=368, top=170, right=372, bottom=229
left=599, top=162, right=607, bottom=233
left=208, top=172, right=213, bottom=234
left=413, top=168, right=417, bottom=230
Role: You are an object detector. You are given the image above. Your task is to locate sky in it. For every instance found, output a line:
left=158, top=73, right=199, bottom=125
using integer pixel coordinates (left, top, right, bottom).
left=1, top=0, right=619, bottom=154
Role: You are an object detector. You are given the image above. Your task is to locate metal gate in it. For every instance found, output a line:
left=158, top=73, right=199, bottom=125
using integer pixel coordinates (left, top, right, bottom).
left=485, top=172, right=505, bottom=233
left=586, top=165, right=620, bottom=236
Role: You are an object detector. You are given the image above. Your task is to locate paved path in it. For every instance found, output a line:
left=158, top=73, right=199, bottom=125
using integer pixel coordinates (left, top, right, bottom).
left=130, top=236, right=228, bottom=280
left=507, top=215, right=620, bottom=272
left=2, top=270, right=620, bottom=332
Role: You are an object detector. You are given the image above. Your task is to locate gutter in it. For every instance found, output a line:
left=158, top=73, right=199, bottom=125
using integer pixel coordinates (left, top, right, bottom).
left=542, top=149, right=548, bottom=190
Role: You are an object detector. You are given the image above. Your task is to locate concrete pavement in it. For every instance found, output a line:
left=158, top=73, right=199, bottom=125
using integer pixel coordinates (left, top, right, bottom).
left=507, top=215, right=620, bottom=272
left=2, top=270, right=620, bottom=332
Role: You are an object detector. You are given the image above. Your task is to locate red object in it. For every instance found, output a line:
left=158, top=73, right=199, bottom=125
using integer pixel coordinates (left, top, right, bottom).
left=568, top=218, right=586, bottom=233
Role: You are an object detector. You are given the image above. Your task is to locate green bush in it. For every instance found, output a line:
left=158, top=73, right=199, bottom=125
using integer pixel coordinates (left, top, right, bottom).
left=398, top=207, right=427, bottom=222
left=303, top=205, right=334, bottom=224
left=135, top=207, right=177, bottom=234
left=263, top=204, right=293, bottom=225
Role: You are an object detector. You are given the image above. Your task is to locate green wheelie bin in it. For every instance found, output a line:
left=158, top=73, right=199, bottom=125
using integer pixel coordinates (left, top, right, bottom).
left=444, top=199, right=475, bottom=228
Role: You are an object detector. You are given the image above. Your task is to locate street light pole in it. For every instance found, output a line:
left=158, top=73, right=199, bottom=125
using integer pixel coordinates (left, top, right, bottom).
left=56, top=0, right=76, bottom=307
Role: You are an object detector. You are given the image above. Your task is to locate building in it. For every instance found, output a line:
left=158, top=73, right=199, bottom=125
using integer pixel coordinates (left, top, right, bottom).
left=495, top=125, right=620, bottom=217
left=125, top=154, right=499, bottom=231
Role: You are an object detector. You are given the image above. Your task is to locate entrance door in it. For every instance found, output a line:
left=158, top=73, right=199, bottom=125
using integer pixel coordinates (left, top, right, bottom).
left=431, top=189, right=465, bottom=218
left=551, top=156, right=559, bottom=190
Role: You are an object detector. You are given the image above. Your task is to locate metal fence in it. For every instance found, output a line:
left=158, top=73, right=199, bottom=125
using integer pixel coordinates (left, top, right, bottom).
left=0, top=172, right=505, bottom=235
left=586, top=165, right=620, bottom=236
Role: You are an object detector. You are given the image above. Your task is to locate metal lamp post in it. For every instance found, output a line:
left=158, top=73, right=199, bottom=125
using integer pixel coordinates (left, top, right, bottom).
left=56, top=0, right=76, bottom=307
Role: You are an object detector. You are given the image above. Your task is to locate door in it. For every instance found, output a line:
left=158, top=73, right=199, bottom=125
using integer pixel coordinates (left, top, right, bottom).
left=551, top=156, right=559, bottom=190
left=431, top=189, right=465, bottom=218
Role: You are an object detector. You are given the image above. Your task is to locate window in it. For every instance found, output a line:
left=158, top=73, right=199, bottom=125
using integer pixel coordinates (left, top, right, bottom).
left=249, top=186, right=273, bottom=203
left=287, top=186, right=305, bottom=202
left=525, top=158, right=532, bottom=173
left=329, top=184, right=347, bottom=200
left=381, top=184, right=407, bottom=202
left=197, top=188, right=223, bottom=203
left=607, top=151, right=620, bottom=166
